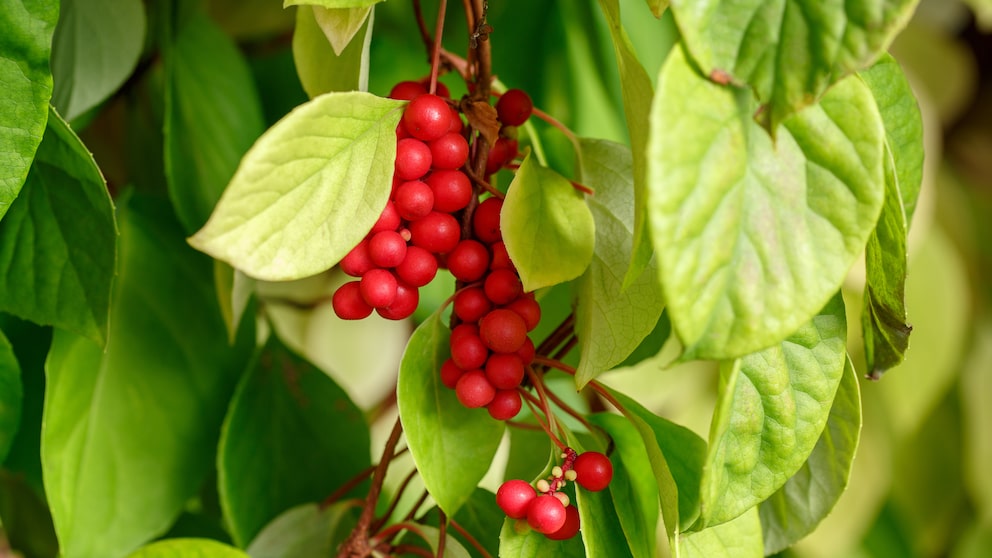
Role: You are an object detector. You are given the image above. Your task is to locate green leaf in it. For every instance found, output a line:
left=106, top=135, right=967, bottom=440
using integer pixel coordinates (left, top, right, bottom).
left=396, top=312, right=505, bottom=517
left=646, top=0, right=669, bottom=17
left=670, top=0, right=918, bottom=131
left=588, top=413, right=660, bottom=558
left=414, top=525, right=472, bottom=558
left=293, top=4, right=371, bottom=97
left=164, top=11, right=266, bottom=234
left=648, top=47, right=884, bottom=360
left=420, top=488, right=505, bottom=558
left=0, top=0, right=58, bottom=221
left=503, top=153, right=596, bottom=292
left=594, top=0, right=658, bottom=288
left=50, top=0, right=145, bottom=121
left=0, top=330, right=21, bottom=463
left=42, top=195, right=249, bottom=558
left=245, top=502, right=358, bottom=558
left=759, top=357, right=861, bottom=554
left=697, top=293, right=847, bottom=528
left=218, top=334, right=370, bottom=547
left=575, top=138, right=664, bottom=387
left=680, top=506, right=763, bottom=557
left=498, top=516, right=585, bottom=557
left=188, top=91, right=404, bottom=281
left=127, top=539, right=249, bottom=558
left=962, top=0, right=992, bottom=30
left=313, top=5, right=371, bottom=56
left=0, top=107, right=117, bottom=345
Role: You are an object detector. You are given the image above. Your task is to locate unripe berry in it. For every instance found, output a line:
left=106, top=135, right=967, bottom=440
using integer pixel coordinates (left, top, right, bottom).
left=487, top=389, right=522, bottom=420
left=340, top=239, right=374, bottom=277
left=527, top=494, right=567, bottom=534
left=496, top=89, right=533, bottom=126
left=485, top=353, right=525, bottom=389
left=545, top=505, right=580, bottom=540
left=332, top=281, right=373, bottom=320
left=479, top=309, right=528, bottom=353
left=484, top=268, right=523, bottom=305
left=429, top=132, right=469, bottom=170
left=427, top=170, right=472, bottom=213
left=447, top=240, right=490, bottom=282
left=395, top=245, right=438, bottom=287
left=409, top=212, right=461, bottom=254
left=403, top=94, right=452, bottom=142
left=573, top=451, right=613, bottom=492
left=472, top=197, right=503, bottom=244
left=394, top=180, right=434, bottom=221
left=455, top=370, right=496, bottom=408
left=496, top=479, right=536, bottom=519
left=377, top=281, right=419, bottom=320
left=395, top=138, right=432, bottom=180
left=453, top=287, right=492, bottom=324
left=368, top=230, right=407, bottom=268
left=360, top=269, right=398, bottom=308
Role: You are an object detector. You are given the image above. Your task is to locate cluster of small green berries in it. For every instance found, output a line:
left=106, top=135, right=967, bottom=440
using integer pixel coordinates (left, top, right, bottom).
left=495, top=449, right=613, bottom=539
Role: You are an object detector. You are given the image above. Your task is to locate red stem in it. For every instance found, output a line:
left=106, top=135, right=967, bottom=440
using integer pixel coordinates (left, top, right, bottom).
left=428, top=0, right=448, bottom=94
left=450, top=519, right=494, bottom=558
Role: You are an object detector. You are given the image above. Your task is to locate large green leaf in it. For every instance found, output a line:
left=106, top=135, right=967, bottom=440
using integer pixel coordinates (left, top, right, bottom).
left=218, top=334, right=370, bottom=547
left=0, top=107, right=116, bottom=345
left=164, top=11, right=265, bottom=234
left=127, top=539, right=249, bottom=558
left=697, top=293, right=846, bottom=528
left=857, top=54, right=923, bottom=379
left=245, top=502, right=358, bottom=557
left=0, top=0, right=58, bottom=221
left=759, top=357, right=861, bottom=554
left=502, top=153, right=596, bottom=292
left=498, top=516, right=585, bottom=557
left=50, top=0, right=145, bottom=121
left=575, top=139, right=664, bottom=387
left=293, top=4, right=371, bottom=97
left=679, top=506, right=762, bottom=557
left=396, top=312, right=505, bottom=517
left=188, top=91, right=403, bottom=281
left=42, top=196, right=249, bottom=558
left=0, top=330, right=20, bottom=463
left=594, top=0, right=658, bottom=287
left=669, top=0, right=919, bottom=131
left=647, top=47, right=884, bottom=360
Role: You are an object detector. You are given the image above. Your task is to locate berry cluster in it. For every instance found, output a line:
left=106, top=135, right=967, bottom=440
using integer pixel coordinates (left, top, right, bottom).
left=332, top=80, right=470, bottom=321
left=496, top=449, right=613, bottom=539
left=485, top=89, right=532, bottom=175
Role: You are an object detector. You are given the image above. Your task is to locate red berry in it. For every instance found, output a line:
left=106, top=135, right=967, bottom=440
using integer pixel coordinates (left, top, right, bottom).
left=545, top=505, right=580, bottom=540
left=517, top=336, right=535, bottom=366
left=448, top=107, right=464, bottom=133
left=360, top=268, right=398, bottom=308
left=504, top=297, right=541, bottom=331
left=447, top=240, right=490, bottom=282
left=341, top=240, right=374, bottom=277
left=455, top=370, right=496, bottom=408
left=427, top=170, right=472, bottom=213
left=394, top=180, right=435, bottom=221
left=332, top=281, right=373, bottom=320
left=409, top=212, right=461, bottom=254
left=573, top=451, right=613, bottom=492
left=453, top=287, right=492, bottom=324
left=429, top=133, right=469, bottom=169
left=527, top=494, right=567, bottom=534
left=421, top=79, right=451, bottom=99
left=450, top=330, right=489, bottom=370
left=440, top=358, right=465, bottom=389
left=395, top=138, right=432, bottom=180
left=479, top=309, right=527, bottom=353
left=489, top=241, right=514, bottom=271
left=368, top=230, right=407, bottom=268
left=371, top=201, right=401, bottom=233
left=450, top=323, right=479, bottom=344
left=395, top=245, right=438, bottom=287
left=472, top=197, right=503, bottom=243
left=496, top=479, right=536, bottom=519
left=485, top=137, right=518, bottom=175
left=484, top=268, right=523, bottom=305
left=403, top=94, right=452, bottom=142
left=496, top=89, right=533, bottom=126
left=377, top=282, right=419, bottom=320
left=487, top=389, right=522, bottom=420
left=389, top=81, right=427, bottom=100
left=485, top=353, right=524, bottom=389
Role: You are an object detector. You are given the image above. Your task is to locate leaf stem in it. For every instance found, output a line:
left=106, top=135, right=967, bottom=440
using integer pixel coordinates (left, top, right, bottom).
left=524, top=366, right=567, bottom=450
left=450, top=519, right=494, bottom=558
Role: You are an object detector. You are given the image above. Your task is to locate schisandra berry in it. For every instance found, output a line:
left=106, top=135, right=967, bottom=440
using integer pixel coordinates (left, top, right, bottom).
left=545, top=505, right=580, bottom=540
left=484, top=268, right=523, bottom=305
left=496, top=89, right=534, bottom=126
left=485, top=353, right=525, bottom=389
left=394, top=180, right=434, bottom=221
left=504, top=296, right=541, bottom=331
left=450, top=330, right=489, bottom=370
left=447, top=240, right=490, bottom=282
left=427, top=170, right=472, bottom=213
left=485, top=137, right=519, bottom=175
left=377, top=281, right=419, bottom=320
left=489, top=241, right=513, bottom=270
left=527, top=494, right=567, bottom=534
left=455, top=370, right=496, bottom=408
left=487, top=389, right=522, bottom=420
left=360, top=269, right=398, bottom=309
left=371, top=201, right=401, bottom=233
left=573, top=451, right=613, bottom=492
left=332, top=281, right=373, bottom=320
left=440, top=358, right=465, bottom=389
left=368, top=230, right=407, bottom=268
left=472, top=197, right=503, bottom=244
left=409, top=212, right=461, bottom=254
left=403, top=94, right=452, bottom=142
left=395, top=246, right=438, bottom=287
left=428, top=132, right=469, bottom=170
left=389, top=80, right=427, bottom=100
left=453, top=287, right=492, bottom=324
left=496, top=479, right=536, bottom=519
left=517, top=336, right=536, bottom=366
left=395, top=138, right=432, bottom=180
left=340, top=239, right=374, bottom=277
left=479, top=309, right=528, bottom=353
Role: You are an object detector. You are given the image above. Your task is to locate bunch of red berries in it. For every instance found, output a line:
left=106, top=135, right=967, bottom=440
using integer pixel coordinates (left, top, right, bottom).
left=439, top=196, right=542, bottom=421
left=332, top=81, right=471, bottom=321
left=496, top=449, right=613, bottom=540
left=486, top=89, right=532, bottom=175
